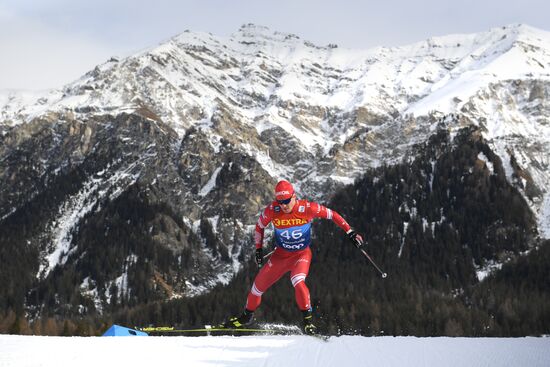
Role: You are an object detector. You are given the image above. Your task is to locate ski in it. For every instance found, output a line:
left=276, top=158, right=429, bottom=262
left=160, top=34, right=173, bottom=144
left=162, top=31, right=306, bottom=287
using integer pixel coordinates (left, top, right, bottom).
left=137, top=325, right=278, bottom=334
left=137, top=324, right=330, bottom=341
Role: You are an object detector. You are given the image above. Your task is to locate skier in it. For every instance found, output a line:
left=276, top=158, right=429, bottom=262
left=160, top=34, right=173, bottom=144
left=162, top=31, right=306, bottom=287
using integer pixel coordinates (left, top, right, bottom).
left=221, top=180, right=364, bottom=334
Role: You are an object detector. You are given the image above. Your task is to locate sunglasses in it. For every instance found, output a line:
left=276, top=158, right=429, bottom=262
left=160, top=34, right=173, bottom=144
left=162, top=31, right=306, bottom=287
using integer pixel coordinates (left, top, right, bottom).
left=277, top=197, right=292, bottom=205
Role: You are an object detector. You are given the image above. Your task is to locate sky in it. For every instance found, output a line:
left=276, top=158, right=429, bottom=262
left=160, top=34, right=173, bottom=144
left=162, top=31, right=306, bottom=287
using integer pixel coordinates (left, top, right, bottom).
left=1, top=0, right=549, bottom=90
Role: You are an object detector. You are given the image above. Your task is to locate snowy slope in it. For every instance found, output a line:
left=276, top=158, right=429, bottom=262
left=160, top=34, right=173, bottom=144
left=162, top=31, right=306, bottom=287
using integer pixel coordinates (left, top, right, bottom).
left=1, top=335, right=550, bottom=367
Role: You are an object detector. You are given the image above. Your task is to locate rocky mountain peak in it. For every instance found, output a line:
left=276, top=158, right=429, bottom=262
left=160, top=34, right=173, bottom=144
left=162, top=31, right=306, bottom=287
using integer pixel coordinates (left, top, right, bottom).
left=231, top=23, right=306, bottom=47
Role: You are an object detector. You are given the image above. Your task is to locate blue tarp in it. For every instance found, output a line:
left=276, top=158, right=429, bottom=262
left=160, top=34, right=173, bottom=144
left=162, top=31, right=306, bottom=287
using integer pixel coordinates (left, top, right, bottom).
left=102, top=324, right=148, bottom=336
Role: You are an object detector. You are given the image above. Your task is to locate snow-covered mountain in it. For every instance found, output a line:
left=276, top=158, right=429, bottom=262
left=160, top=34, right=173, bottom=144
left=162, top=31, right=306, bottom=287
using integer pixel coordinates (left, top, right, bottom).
left=1, top=23, right=549, bottom=313
left=2, top=23, right=549, bottom=227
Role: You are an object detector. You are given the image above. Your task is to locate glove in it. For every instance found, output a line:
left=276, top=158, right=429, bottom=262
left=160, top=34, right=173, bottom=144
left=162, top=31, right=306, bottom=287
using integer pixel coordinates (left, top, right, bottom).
left=255, top=248, right=263, bottom=267
left=347, top=230, right=364, bottom=249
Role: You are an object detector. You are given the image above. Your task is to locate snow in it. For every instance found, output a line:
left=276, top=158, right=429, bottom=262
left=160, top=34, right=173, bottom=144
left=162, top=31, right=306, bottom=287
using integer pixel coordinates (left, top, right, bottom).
left=539, top=194, right=550, bottom=238
left=39, top=161, right=142, bottom=277
left=398, top=222, right=409, bottom=258
left=476, top=259, right=504, bottom=281
left=0, top=89, right=58, bottom=127
left=329, top=175, right=355, bottom=186
left=1, top=334, right=549, bottom=367
left=198, top=166, right=223, bottom=197
left=405, top=25, right=550, bottom=117
left=477, top=152, right=494, bottom=174
left=240, top=142, right=286, bottom=180
left=40, top=178, right=105, bottom=276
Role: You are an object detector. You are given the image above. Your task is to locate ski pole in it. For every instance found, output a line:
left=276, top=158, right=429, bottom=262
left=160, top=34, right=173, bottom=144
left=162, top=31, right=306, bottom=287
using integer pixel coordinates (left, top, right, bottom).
left=263, top=249, right=275, bottom=260
left=359, top=248, right=387, bottom=278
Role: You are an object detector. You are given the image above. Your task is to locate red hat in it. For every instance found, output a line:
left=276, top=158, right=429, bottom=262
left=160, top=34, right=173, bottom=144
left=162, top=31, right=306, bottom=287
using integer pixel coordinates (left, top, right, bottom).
left=275, top=180, right=294, bottom=200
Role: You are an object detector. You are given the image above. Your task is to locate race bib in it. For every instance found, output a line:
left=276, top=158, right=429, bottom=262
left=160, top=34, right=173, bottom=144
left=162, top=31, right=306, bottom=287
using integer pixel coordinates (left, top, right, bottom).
left=274, top=223, right=311, bottom=251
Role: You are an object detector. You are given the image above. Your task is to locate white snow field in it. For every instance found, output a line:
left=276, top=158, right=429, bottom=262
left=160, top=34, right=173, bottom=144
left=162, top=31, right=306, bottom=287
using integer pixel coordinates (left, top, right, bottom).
left=1, top=335, right=550, bottom=367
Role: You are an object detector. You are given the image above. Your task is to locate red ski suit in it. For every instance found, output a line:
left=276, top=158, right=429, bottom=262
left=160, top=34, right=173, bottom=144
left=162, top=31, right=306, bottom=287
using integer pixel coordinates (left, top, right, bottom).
left=246, top=199, right=352, bottom=311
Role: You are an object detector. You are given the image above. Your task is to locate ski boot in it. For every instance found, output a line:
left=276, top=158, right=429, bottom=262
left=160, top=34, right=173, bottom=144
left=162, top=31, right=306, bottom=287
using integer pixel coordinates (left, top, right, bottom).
left=302, top=309, right=317, bottom=335
left=220, top=309, right=254, bottom=329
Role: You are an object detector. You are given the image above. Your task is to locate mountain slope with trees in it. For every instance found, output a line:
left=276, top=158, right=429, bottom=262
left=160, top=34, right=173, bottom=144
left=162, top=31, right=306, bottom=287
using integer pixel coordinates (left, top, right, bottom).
left=93, top=127, right=548, bottom=337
